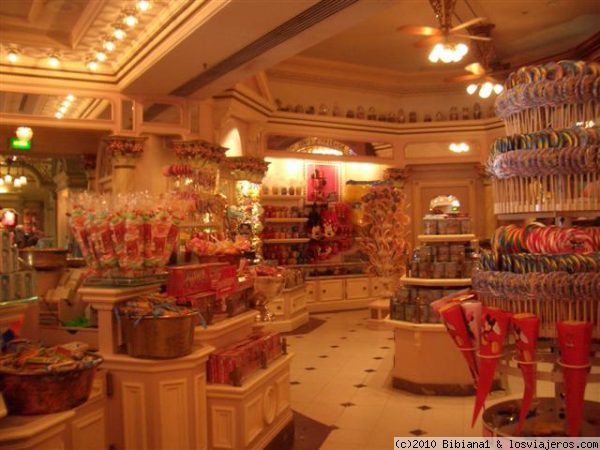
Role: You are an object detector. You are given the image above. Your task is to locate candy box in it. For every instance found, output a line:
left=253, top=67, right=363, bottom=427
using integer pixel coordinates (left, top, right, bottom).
left=177, top=290, right=215, bottom=324
left=167, top=263, right=227, bottom=298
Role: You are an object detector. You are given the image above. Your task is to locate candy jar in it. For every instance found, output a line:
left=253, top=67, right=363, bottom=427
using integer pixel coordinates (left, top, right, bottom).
left=295, top=104, right=304, bottom=113
left=332, top=103, right=342, bottom=117
left=449, top=106, right=458, bottom=120
left=367, top=107, right=377, bottom=120
left=378, top=113, right=387, bottom=122
left=388, top=112, right=397, bottom=122
left=473, top=102, right=481, bottom=119
left=462, top=106, right=470, bottom=120
left=318, top=104, right=328, bottom=115
left=356, top=105, right=365, bottom=119
left=275, top=99, right=284, bottom=110
left=487, top=105, right=496, bottom=118
left=408, top=111, right=417, bottom=122
left=346, top=109, right=355, bottom=118
left=424, top=113, right=432, bottom=122
left=435, top=112, right=444, bottom=121
left=397, top=109, right=406, bottom=123
left=306, top=105, right=315, bottom=114
left=271, top=181, right=279, bottom=196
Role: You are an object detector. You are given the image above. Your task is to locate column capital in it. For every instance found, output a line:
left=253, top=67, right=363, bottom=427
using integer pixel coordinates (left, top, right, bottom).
left=103, top=135, right=147, bottom=158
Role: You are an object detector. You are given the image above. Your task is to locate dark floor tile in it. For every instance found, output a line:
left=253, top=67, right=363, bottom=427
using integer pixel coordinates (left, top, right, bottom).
left=340, top=402, right=355, bottom=408
left=373, top=356, right=384, bottom=360
left=330, top=345, right=339, bottom=348
left=353, top=383, right=367, bottom=388
left=290, top=381, right=301, bottom=385
left=364, top=369, right=376, bottom=373
left=318, top=355, right=329, bottom=358
left=417, top=405, right=431, bottom=411
left=305, top=367, right=316, bottom=371
left=277, top=411, right=335, bottom=450
left=387, top=337, right=394, bottom=341
left=380, top=346, right=390, bottom=350
left=340, top=337, right=347, bottom=340
left=410, top=429, right=426, bottom=436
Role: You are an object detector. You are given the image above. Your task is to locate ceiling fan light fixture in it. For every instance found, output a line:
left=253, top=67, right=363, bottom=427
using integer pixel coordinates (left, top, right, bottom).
left=455, top=43, right=469, bottom=56
left=466, top=83, right=478, bottom=95
left=136, top=0, right=152, bottom=13
left=493, top=83, right=504, bottom=94
left=440, top=47, right=454, bottom=63
left=428, top=43, right=443, bottom=63
left=479, top=82, right=493, bottom=98
left=6, top=49, right=19, bottom=64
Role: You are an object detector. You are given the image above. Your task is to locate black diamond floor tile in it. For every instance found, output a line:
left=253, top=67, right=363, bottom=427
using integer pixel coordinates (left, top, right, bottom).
left=373, top=356, right=383, bottom=360
left=340, top=337, right=347, bottom=340
left=380, top=346, right=390, bottom=350
left=305, top=367, right=316, bottom=371
left=340, top=402, right=355, bottom=408
left=364, top=369, right=376, bottom=373
left=353, top=383, right=367, bottom=388
left=318, top=355, right=329, bottom=358
left=417, top=405, right=431, bottom=411
left=330, top=345, right=339, bottom=348
left=290, top=381, right=301, bottom=385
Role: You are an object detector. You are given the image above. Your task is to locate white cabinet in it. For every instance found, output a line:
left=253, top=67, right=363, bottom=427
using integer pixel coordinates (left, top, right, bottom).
left=305, top=276, right=383, bottom=312
left=345, top=278, right=371, bottom=299
left=305, top=281, right=318, bottom=302
left=319, top=280, right=344, bottom=301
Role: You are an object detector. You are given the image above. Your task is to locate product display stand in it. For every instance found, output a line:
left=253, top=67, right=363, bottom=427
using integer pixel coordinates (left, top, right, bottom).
left=264, top=284, right=309, bottom=333
left=80, top=285, right=214, bottom=450
left=389, top=233, right=475, bottom=395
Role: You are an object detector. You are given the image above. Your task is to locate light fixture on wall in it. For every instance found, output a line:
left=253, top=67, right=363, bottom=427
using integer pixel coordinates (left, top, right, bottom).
left=47, top=54, right=60, bottom=68
left=428, top=41, right=468, bottom=64
left=449, top=142, right=470, bottom=153
left=6, top=49, right=19, bottom=64
left=136, top=0, right=152, bottom=12
left=0, top=158, right=28, bottom=191
left=15, top=127, right=33, bottom=142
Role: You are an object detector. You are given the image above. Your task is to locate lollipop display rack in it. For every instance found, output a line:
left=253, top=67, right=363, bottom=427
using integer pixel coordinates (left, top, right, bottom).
left=467, top=59, right=600, bottom=437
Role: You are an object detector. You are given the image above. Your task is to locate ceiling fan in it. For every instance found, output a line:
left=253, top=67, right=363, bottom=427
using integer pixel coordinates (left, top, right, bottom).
left=447, top=62, right=508, bottom=98
left=397, top=0, right=491, bottom=62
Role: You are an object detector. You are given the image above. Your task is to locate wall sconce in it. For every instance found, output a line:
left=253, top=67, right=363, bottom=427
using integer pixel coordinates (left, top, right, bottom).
left=449, top=142, right=470, bottom=153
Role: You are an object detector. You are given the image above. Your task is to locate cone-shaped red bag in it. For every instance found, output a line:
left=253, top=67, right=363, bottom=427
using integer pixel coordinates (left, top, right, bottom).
left=472, top=307, right=512, bottom=427
left=557, top=320, right=593, bottom=437
left=438, top=302, right=478, bottom=385
left=512, top=313, right=539, bottom=434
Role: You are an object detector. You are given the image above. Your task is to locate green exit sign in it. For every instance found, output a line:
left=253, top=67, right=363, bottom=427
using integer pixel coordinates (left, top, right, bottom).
left=9, top=137, right=31, bottom=150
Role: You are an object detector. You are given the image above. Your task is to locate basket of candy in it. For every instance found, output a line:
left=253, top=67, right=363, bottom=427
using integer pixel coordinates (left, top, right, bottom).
left=118, top=294, right=199, bottom=359
left=0, top=341, right=102, bottom=415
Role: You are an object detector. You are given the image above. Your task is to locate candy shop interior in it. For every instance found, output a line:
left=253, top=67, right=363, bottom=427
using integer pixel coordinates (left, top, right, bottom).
left=0, top=0, right=599, bottom=448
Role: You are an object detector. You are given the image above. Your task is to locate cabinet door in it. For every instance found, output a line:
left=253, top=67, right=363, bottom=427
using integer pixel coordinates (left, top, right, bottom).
left=319, top=280, right=344, bottom=301
left=271, top=300, right=285, bottom=317
left=345, top=278, right=371, bottom=299
left=291, top=291, right=307, bottom=313
left=71, top=408, right=106, bottom=450
left=370, top=278, right=384, bottom=297
left=305, top=281, right=318, bottom=302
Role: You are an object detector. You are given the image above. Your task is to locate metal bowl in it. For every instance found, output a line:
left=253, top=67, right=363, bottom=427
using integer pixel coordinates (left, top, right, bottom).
left=19, top=248, right=68, bottom=270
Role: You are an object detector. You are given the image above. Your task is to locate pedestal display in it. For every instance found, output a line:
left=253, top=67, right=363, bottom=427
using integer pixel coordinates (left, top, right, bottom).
left=462, top=60, right=599, bottom=436
left=80, top=285, right=214, bottom=450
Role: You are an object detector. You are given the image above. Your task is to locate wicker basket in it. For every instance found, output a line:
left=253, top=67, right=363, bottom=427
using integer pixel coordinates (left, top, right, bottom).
left=0, top=354, right=102, bottom=415
left=121, top=312, right=197, bottom=359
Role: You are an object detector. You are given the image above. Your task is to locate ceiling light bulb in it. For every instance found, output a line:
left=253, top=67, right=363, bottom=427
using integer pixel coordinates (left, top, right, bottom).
left=19, top=176, right=27, bottom=185
left=61, top=100, right=71, bottom=108
left=449, top=142, right=470, bottom=153
left=86, top=60, right=99, bottom=71
left=456, top=43, right=469, bottom=56
left=0, top=179, right=4, bottom=186
left=103, top=38, right=116, bottom=52
left=136, top=0, right=151, bottom=12
left=4, top=174, right=12, bottom=183
left=66, top=94, right=76, bottom=102
left=6, top=49, right=18, bottom=63
left=47, top=55, right=60, bottom=68
left=13, top=179, right=21, bottom=188
left=95, top=51, right=107, bottom=62
left=428, top=43, right=443, bottom=63
left=479, top=82, right=493, bottom=98
left=123, top=13, right=138, bottom=28
left=466, top=84, right=478, bottom=95
left=440, top=46, right=454, bottom=63
left=113, top=26, right=126, bottom=40
left=451, top=50, right=464, bottom=63
left=493, top=83, right=504, bottom=94
left=15, top=126, right=33, bottom=141
left=55, top=112, right=63, bottom=119
left=59, top=106, right=68, bottom=114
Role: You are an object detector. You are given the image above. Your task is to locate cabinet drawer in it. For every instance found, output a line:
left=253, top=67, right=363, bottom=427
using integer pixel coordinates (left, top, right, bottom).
left=305, top=282, right=318, bottom=302
left=371, top=278, right=385, bottom=297
left=271, top=300, right=285, bottom=317
left=319, top=280, right=344, bottom=301
left=291, top=292, right=306, bottom=312
left=345, top=278, right=371, bottom=299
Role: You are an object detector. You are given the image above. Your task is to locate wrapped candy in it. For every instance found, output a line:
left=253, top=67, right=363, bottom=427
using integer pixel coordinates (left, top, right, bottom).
left=557, top=320, right=593, bottom=437
left=472, top=307, right=512, bottom=426
left=512, top=313, right=540, bottom=434
left=438, top=302, right=478, bottom=385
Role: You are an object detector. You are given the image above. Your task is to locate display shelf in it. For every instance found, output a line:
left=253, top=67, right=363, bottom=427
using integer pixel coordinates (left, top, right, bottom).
left=194, top=310, right=258, bottom=349
left=264, top=218, right=308, bottom=223
left=496, top=211, right=600, bottom=221
left=206, top=353, right=293, bottom=450
left=401, top=276, right=472, bottom=287
left=267, top=284, right=309, bottom=332
left=417, top=234, right=476, bottom=243
left=306, top=297, right=372, bottom=313
left=306, top=273, right=368, bottom=280
left=384, top=317, right=446, bottom=332
left=261, top=195, right=303, bottom=201
left=262, top=238, right=310, bottom=244
left=0, top=295, right=38, bottom=309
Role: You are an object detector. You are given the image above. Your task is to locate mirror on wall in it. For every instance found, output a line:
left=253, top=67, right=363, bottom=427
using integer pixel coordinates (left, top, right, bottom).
left=0, top=91, right=113, bottom=121
left=266, top=134, right=393, bottom=158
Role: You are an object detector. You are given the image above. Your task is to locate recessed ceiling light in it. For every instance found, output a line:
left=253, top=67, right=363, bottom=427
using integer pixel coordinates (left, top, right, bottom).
left=103, top=38, right=116, bottom=52
left=123, top=11, right=138, bottom=28
left=59, top=106, right=68, bottom=114
left=86, top=60, right=99, bottom=71
left=55, top=112, right=63, bottom=119
left=95, top=51, right=107, bottom=62
left=66, top=94, right=76, bottom=102
left=136, top=0, right=152, bottom=12
left=449, top=142, right=470, bottom=153
left=47, top=55, right=60, bottom=68
left=113, top=25, right=127, bottom=40
left=6, top=49, right=18, bottom=64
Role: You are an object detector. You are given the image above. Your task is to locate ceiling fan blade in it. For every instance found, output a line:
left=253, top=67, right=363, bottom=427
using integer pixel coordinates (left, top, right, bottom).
left=453, top=33, right=492, bottom=42
left=465, top=62, right=487, bottom=75
left=450, top=17, right=487, bottom=33
left=445, top=73, right=484, bottom=83
left=414, top=35, right=443, bottom=48
left=397, top=25, right=441, bottom=36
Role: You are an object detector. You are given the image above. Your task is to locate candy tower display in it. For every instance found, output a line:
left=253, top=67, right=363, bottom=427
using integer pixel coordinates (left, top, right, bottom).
left=471, top=60, right=600, bottom=436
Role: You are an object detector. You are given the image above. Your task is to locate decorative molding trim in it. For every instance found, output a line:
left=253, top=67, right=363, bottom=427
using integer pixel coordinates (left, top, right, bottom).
left=210, top=406, right=236, bottom=449
left=159, top=378, right=190, bottom=450
left=122, top=381, right=148, bottom=450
